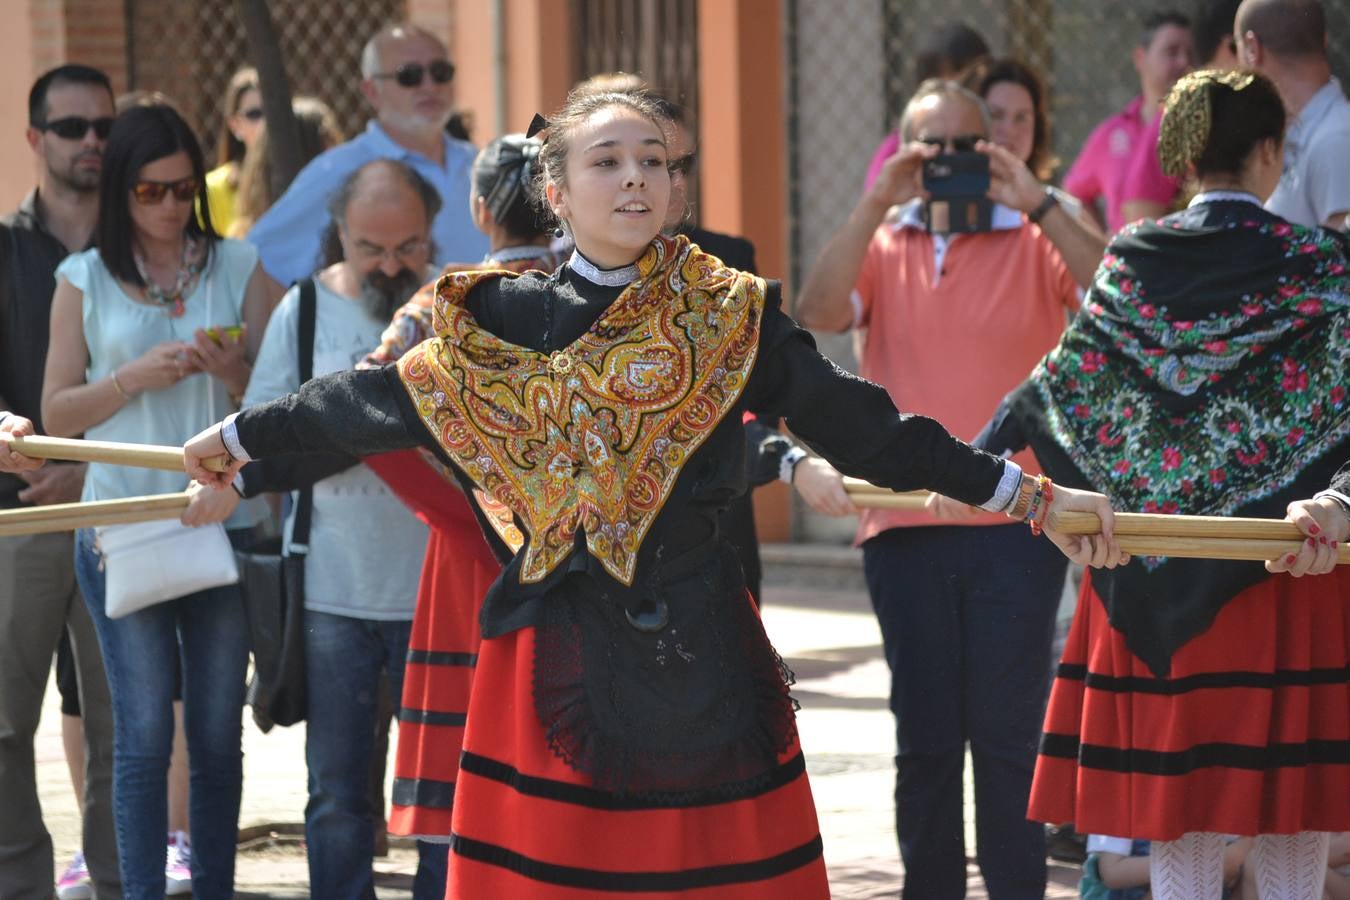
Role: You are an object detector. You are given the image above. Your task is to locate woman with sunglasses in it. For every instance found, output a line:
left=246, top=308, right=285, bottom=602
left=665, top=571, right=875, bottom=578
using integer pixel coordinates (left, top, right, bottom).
left=40, top=103, right=272, bottom=900
left=205, top=67, right=262, bottom=236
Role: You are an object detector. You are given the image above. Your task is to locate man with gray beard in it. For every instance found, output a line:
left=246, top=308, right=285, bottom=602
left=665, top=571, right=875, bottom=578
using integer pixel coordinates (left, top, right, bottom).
left=236, top=158, right=450, bottom=899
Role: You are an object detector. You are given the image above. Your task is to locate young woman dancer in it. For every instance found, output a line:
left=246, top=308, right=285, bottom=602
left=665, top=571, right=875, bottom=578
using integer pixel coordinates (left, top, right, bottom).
left=972, top=71, right=1350, bottom=899
left=184, top=89, right=1125, bottom=898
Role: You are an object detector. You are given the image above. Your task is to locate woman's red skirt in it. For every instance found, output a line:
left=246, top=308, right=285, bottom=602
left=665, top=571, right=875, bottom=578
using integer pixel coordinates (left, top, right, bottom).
left=445, top=614, right=830, bottom=898
left=365, top=451, right=501, bottom=840
left=1029, top=566, right=1350, bottom=841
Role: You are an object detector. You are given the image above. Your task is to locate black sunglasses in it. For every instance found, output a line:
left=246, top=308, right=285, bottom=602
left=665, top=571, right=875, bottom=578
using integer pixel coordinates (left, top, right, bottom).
left=918, top=134, right=982, bottom=153
left=39, top=116, right=115, bottom=141
left=239, top=107, right=265, bottom=122
left=373, top=60, right=456, bottom=89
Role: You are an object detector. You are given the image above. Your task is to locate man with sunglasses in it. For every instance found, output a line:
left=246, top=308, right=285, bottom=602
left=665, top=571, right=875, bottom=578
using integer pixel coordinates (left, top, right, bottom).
left=0, top=64, right=121, bottom=900
left=795, top=80, right=1084, bottom=898
left=247, top=22, right=486, bottom=290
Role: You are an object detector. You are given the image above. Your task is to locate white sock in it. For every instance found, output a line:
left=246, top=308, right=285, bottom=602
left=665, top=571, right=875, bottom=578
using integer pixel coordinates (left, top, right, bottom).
left=1150, top=831, right=1226, bottom=900
left=1251, top=832, right=1330, bottom=900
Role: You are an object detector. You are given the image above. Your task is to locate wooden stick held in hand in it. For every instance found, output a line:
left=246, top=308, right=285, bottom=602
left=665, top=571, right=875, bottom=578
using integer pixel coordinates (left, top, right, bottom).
left=842, top=478, right=1348, bottom=564
left=10, top=435, right=229, bottom=473
left=0, top=492, right=191, bottom=537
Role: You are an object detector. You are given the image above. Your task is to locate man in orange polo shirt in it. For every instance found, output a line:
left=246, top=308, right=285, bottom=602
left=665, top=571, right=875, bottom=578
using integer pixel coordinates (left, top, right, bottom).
left=797, top=79, right=1084, bottom=898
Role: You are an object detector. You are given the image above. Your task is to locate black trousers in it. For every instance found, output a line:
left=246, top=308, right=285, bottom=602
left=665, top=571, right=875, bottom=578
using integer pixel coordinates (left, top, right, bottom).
left=863, top=524, right=1066, bottom=900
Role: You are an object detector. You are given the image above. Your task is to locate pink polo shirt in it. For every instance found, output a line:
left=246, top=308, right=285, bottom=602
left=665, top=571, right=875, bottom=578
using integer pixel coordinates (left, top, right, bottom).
left=851, top=204, right=1079, bottom=543
left=1121, top=111, right=1182, bottom=212
left=1065, top=96, right=1157, bottom=234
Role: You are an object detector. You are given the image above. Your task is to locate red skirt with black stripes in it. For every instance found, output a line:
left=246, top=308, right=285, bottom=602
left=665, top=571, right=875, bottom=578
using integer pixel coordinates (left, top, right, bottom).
left=445, top=613, right=830, bottom=898
left=365, top=451, right=502, bottom=840
left=1029, top=566, right=1350, bottom=841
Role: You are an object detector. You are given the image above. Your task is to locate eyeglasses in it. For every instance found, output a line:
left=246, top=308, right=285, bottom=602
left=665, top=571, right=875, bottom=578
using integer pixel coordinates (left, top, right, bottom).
left=918, top=134, right=983, bottom=153
left=239, top=107, right=265, bottom=122
left=670, top=152, right=697, bottom=177
left=38, top=116, right=115, bottom=141
left=371, top=60, right=456, bottom=89
left=131, top=177, right=199, bottom=205
left=351, top=238, right=430, bottom=265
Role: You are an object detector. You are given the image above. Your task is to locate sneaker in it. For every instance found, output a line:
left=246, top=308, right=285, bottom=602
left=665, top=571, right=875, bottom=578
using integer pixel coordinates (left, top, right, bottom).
left=165, top=831, right=193, bottom=896
left=56, top=851, right=93, bottom=900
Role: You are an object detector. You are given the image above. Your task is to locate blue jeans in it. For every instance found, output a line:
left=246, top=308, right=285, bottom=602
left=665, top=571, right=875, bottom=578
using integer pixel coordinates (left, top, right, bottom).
left=303, top=609, right=448, bottom=900
left=76, top=527, right=249, bottom=900
left=863, top=524, right=1066, bottom=900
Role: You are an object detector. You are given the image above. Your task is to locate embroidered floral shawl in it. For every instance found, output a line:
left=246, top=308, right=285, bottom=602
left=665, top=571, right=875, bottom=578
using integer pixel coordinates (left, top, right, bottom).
left=1007, top=201, right=1350, bottom=675
left=396, top=234, right=766, bottom=588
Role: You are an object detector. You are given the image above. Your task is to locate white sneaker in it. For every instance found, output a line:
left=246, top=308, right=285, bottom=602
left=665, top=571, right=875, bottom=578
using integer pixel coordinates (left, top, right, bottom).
left=55, top=851, right=93, bottom=900
left=165, top=831, right=193, bottom=896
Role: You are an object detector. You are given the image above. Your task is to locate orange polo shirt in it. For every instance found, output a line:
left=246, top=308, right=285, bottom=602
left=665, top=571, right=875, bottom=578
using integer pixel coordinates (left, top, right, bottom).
left=852, top=203, right=1079, bottom=543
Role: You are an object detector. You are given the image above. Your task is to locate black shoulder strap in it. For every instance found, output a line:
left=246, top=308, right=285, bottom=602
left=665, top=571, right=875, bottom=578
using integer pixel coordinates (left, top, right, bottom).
left=291, top=278, right=318, bottom=550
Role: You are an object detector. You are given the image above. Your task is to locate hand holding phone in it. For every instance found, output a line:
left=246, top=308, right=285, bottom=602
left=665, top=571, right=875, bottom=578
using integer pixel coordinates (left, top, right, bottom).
left=922, top=152, right=992, bottom=234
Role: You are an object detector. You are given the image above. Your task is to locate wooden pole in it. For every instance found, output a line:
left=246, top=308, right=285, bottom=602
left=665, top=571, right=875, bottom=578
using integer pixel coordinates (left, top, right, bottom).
left=9, top=436, right=228, bottom=473
left=0, top=493, right=190, bottom=537
left=841, top=479, right=1347, bottom=564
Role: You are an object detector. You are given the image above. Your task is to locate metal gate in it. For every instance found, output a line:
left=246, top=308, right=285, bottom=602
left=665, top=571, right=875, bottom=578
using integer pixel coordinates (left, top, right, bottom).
left=125, top=0, right=405, bottom=166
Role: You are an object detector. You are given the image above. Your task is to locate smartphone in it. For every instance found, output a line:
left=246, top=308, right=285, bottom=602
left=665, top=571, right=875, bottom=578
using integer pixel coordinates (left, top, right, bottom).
left=205, top=326, right=243, bottom=345
left=922, top=152, right=992, bottom=234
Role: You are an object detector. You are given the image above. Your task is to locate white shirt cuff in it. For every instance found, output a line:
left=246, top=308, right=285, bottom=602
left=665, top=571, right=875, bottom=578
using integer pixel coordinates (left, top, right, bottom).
left=979, top=461, right=1023, bottom=513
left=1314, top=488, right=1350, bottom=514
left=0, top=411, right=11, bottom=428
left=221, top=412, right=251, bottom=463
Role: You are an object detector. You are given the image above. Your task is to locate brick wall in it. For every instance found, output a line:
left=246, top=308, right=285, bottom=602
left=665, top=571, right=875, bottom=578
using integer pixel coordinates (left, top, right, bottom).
left=30, top=0, right=128, bottom=92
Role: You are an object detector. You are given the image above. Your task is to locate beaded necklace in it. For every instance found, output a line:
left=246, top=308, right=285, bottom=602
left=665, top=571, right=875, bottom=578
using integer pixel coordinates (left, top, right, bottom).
left=134, top=235, right=204, bottom=318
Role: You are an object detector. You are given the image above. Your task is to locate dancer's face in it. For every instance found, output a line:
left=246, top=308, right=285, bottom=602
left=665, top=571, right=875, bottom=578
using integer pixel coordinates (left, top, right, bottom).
left=547, top=106, right=670, bottom=269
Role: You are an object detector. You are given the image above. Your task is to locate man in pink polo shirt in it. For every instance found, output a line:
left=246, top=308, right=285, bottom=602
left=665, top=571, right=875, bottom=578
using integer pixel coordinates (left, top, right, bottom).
left=798, top=80, right=1084, bottom=898
left=1064, top=10, right=1194, bottom=233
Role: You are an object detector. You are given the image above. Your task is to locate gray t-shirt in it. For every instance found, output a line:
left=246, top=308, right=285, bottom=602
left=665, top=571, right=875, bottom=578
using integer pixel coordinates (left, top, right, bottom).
left=243, top=277, right=427, bottom=620
left=1266, top=78, right=1350, bottom=228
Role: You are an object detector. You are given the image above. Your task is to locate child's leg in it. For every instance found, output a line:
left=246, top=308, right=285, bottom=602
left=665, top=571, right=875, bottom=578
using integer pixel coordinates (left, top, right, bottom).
left=1250, top=832, right=1329, bottom=900
left=1150, top=832, right=1226, bottom=900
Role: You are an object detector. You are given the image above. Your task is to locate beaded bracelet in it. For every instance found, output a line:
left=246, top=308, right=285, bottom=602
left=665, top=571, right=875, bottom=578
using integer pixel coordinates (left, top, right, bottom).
left=1028, top=476, right=1055, bottom=536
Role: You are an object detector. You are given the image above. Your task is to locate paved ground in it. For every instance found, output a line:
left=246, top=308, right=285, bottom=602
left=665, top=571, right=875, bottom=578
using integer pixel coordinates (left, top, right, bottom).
left=35, top=553, right=1082, bottom=897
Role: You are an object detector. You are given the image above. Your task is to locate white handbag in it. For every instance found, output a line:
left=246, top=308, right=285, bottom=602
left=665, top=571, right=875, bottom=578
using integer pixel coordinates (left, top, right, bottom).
left=98, top=518, right=240, bottom=619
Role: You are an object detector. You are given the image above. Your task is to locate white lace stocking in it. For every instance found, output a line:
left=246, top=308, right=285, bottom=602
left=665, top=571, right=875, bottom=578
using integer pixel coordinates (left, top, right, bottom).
left=1251, top=832, right=1330, bottom=900
left=1150, top=831, right=1226, bottom=900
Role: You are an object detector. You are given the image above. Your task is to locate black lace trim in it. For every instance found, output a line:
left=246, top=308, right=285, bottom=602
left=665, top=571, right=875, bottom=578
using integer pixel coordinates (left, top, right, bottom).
left=531, top=560, right=799, bottom=799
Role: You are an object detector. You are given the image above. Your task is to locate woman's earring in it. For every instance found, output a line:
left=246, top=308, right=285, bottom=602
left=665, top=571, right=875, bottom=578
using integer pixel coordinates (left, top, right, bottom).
left=554, top=226, right=565, bottom=239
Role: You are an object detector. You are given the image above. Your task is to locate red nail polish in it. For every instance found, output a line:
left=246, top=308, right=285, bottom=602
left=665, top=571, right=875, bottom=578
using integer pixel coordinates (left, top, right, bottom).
left=1309, top=523, right=1321, bottom=535
left=1320, top=536, right=1329, bottom=545
left=1286, top=554, right=1297, bottom=564
left=1307, top=537, right=1316, bottom=546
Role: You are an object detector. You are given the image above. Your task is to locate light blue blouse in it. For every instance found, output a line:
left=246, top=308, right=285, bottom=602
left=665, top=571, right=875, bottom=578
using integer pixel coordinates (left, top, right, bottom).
left=59, top=239, right=264, bottom=527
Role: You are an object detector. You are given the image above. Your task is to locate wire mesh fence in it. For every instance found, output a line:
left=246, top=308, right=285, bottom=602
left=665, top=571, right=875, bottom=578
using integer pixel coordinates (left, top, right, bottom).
left=125, top=0, right=405, bottom=167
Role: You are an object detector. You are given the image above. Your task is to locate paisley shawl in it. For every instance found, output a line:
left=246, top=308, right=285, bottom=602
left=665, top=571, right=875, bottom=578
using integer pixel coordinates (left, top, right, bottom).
left=396, top=234, right=766, bottom=586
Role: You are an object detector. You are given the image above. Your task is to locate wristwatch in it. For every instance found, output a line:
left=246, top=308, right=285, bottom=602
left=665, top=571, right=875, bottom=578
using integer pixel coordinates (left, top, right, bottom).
left=780, top=446, right=808, bottom=484
left=1027, top=188, right=1060, bottom=224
